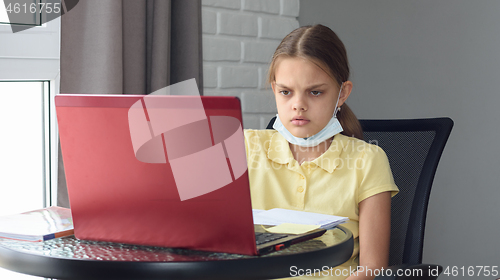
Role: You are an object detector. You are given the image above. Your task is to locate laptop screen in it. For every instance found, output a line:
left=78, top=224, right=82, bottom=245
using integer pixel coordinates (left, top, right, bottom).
left=56, top=84, right=258, bottom=255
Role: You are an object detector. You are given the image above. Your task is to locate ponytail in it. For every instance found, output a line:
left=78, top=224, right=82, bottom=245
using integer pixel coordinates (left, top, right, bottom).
left=337, top=103, right=364, bottom=140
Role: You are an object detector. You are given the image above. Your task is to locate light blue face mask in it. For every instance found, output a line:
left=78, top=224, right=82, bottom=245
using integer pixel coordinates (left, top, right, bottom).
left=273, top=83, right=344, bottom=148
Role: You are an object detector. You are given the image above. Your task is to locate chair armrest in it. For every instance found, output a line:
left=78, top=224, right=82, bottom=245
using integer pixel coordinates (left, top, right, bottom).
left=374, top=264, right=442, bottom=280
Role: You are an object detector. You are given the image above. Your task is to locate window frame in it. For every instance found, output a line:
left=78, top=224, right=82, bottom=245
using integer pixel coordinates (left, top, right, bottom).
left=0, top=15, right=60, bottom=207
left=0, top=0, right=42, bottom=26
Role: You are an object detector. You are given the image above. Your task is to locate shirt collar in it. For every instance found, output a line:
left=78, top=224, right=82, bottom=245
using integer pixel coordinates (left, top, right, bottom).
left=267, top=132, right=294, bottom=164
left=311, top=134, right=343, bottom=173
left=267, top=132, right=345, bottom=173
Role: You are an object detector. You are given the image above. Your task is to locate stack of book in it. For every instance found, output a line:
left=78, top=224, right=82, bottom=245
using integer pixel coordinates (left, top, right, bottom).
left=0, top=206, right=74, bottom=242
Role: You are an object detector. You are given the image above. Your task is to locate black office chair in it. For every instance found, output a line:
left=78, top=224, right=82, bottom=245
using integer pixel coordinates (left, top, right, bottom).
left=266, top=117, right=453, bottom=280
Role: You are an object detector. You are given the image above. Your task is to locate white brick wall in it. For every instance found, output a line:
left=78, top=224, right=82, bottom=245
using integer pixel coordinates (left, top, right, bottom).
left=202, top=0, right=300, bottom=129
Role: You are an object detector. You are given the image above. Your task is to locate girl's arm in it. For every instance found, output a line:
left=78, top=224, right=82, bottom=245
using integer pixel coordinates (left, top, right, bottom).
left=346, top=191, right=392, bottom=280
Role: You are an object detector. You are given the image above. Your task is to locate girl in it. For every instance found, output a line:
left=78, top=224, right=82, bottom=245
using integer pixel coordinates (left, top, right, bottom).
left=244, top=25, right=399, bottom=280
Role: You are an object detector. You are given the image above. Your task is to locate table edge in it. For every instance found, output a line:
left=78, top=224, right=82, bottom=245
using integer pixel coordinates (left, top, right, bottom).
left=0, top=226, right=353, bottom=280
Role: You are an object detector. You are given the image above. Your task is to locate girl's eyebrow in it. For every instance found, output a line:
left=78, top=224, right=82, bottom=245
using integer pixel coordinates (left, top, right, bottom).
left=307, top=83, right=327, bottom=90
left=275, top=83, right=327, bottom=90
left=274, top=83, right=290, bottom=89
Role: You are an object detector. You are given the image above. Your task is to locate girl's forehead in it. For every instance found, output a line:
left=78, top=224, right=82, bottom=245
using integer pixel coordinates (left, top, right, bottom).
left=274, top=57, right=338, bottom=86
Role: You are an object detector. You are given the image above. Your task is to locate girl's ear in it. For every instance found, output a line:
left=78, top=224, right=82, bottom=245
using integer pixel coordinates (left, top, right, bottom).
left=338, top=81, right=353, bottom=107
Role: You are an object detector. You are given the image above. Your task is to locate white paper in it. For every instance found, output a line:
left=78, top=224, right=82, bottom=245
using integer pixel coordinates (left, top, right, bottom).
left=252, top=208, right=348, bottom=229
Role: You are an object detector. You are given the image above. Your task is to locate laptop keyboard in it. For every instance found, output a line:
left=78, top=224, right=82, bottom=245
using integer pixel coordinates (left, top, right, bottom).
left=255, top=232, right=288, bottom=245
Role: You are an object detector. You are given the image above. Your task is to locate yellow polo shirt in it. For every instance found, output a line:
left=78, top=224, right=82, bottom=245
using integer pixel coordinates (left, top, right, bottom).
left=244, top=129, right=398, bottom=279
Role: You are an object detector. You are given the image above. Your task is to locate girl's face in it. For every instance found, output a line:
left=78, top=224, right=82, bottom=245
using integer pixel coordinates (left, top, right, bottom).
left=272, top=57, right=350, bottom=139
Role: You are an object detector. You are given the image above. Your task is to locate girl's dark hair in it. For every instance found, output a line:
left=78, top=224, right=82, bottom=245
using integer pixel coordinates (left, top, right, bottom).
left=268, top=24, right=363, bottom=140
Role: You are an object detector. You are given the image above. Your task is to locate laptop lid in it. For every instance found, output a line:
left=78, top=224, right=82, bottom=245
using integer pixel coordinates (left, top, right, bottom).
left=56, top=90, right=258, bottom=255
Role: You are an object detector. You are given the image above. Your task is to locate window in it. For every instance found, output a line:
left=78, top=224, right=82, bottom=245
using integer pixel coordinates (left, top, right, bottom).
left=0, top=1, right=60, bottom=278
left=0, top=81, right=51, bottom=280
left=0, top=81, right=50, bottom=215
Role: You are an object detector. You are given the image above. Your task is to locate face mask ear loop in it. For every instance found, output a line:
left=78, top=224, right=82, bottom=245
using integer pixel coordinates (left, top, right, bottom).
left=333, top=82, right=344, bottom=117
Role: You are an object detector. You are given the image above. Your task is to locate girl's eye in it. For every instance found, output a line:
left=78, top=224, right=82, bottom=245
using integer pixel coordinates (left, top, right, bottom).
left=280, top=90, right=291, bottom=96
left=310, top=91, right=322, bottom=96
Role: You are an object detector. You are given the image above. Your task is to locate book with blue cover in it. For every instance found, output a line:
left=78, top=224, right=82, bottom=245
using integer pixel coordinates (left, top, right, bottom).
left=0, top=206, right=74, bottom=242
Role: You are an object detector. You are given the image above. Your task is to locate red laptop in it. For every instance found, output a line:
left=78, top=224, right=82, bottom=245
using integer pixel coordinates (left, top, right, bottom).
left=55, top=80, right=325, bottom=255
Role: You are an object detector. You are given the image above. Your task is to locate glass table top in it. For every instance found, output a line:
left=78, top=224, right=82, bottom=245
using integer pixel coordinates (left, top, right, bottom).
left=0, top=227, right=349, bottom=262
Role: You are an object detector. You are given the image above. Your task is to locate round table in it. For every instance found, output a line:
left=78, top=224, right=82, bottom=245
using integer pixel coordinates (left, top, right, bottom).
left=0, top=226, right=353, bottom=280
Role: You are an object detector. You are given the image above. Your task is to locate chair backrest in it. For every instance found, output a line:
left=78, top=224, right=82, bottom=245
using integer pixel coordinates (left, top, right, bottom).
left=266, top=117, right=453, bottom=266
left=359, top=118, right=453, bottom=266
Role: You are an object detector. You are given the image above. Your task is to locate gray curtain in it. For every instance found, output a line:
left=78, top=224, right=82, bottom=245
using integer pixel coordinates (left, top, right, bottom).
left=57, top=0, right=203, bottom=207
